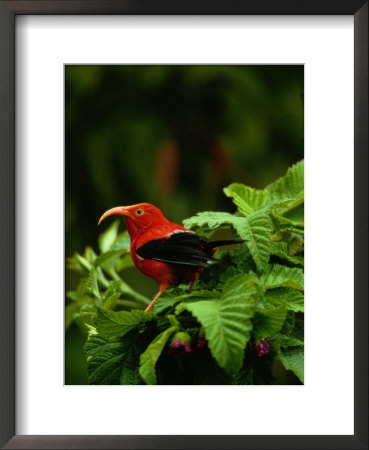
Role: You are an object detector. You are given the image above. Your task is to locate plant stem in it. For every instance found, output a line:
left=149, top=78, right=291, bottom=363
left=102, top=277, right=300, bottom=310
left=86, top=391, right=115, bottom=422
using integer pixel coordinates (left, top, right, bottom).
left=290, top=227, right=304, bottom=236
left=108, top=268, right=151, bottom=306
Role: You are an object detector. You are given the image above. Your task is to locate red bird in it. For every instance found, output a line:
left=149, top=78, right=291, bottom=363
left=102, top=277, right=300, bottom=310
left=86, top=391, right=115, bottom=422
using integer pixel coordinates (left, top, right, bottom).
left=98, top=203, right=245, bottom=312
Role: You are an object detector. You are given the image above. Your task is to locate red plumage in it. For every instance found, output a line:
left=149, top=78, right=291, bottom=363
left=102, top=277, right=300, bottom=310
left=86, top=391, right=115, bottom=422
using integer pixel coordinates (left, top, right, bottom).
left=98, top=203, right=244, bottom=312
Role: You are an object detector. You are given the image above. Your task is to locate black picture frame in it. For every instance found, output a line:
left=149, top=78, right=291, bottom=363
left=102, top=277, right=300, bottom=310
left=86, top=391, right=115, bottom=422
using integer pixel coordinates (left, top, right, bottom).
left=0, top=1, right=367, bottom=449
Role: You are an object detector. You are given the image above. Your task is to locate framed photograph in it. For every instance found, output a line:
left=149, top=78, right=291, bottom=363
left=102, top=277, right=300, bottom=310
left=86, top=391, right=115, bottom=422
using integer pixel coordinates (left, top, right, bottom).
left=0, top=1, right=367, bottom=449
left=64, top=62, right=305, bottom=389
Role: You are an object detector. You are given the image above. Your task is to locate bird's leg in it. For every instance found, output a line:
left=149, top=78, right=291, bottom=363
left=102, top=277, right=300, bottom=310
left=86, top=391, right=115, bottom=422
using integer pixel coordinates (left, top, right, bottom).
left=144, top=284, right=167, bottom=313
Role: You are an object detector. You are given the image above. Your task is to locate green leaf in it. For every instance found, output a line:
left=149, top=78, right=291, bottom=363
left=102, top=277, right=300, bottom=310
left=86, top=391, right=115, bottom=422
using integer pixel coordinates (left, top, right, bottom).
left=83, top=246, right=97, bottom=263
left=173, top=289, right=219, bottom=304
left=152, top=297, right=175, bottom=314
left=139, top=326, right=177, bottom=385
left=232, top=244, right=254, bottom=273
left=85, top=330, right=126, bottom=385
left=119, top=342, right=142, bottom=385
left=278, top=346, right=304, bottom=383
left=284, top=207, right=304, bottom=226
left=176, top=274, right=261, bottom=375
left=288, top=237, right=304, bottom=256
left=223, top=183, right=267, bottom=216
left=234, top=209, right=273, bottom=272
left=67, top=252, right=92, bottom=274
left=66, top=254, right=85, bottom=274
left=262, top=287, right=304, bottom=312
left=270, top=242, right=304, bottom=266
left=96, top=308, right=154, bottom=338
left=111, top=232, right=131, bottom=251
left=101, top=281, right=122, bottom=310
left=80, top=268, right=100, bottom=304
left=152, top=289, right=219, bottom=313
left=85, top=328, right=142, bottom=385
left=98, top=219, right=120, bottom=253
left=72, top=311, right=95, bottom=321
left=183, top=211, right=238, bottom=230
left=65, top=299, right=92, bottom=330
left=67, top=248, right=97, bottom=273
left=66, top=290, right=79, bottom=301
left=261, top=264, right=304, bottom=291
left=120, top=356, right=141, bottom=385
left=265, top=160, right=304, bottom=213
left=291, top=317, right=304, bottom=341
left=93, top=249, right=128, bottom=268
left=81, top=303, right=96, bottom=313
left=72, top=302, right=97, bottom=321
left=231, top=365, right=254, bottom=385
left=184, top=210, right=273, bottom=273
left=281, top=311, right=296, bottom=336
left=253, top=303, right=288, bottom=339
left=222, top=272, right=263, bottom=301
left=272, top=333, right=304, bottom=348
left=271, top=212, right=304, bottom=233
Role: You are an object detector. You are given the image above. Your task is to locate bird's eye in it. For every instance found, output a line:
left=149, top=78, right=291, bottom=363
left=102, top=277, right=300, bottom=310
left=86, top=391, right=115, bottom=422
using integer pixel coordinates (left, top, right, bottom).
left=136, top=209, right=143, bottom=216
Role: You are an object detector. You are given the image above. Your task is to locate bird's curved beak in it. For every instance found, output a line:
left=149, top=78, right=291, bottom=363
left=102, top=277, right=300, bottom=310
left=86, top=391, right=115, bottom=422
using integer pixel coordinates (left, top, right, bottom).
left=98, top=206, right=131, bottom=225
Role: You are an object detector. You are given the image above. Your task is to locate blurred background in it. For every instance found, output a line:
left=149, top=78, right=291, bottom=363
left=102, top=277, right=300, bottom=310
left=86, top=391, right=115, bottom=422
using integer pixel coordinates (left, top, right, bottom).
left=65, top=65, right=304, bottom=384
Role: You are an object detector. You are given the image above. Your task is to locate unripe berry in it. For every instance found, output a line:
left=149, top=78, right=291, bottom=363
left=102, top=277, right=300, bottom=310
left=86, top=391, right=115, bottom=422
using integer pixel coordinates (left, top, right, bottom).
left=168, top=332, right=192, bottom=358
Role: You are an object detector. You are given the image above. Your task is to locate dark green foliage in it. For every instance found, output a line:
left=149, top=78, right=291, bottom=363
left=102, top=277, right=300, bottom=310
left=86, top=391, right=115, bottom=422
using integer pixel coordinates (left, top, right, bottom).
left=67, top=161, right=304, bottom=384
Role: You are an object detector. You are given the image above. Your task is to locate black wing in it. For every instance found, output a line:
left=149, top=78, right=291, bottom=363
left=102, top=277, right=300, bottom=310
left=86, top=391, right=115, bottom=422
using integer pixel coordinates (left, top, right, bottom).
left=136, top=232, right=214, bottom=267
left=136, top=231, right=245, bottom=267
